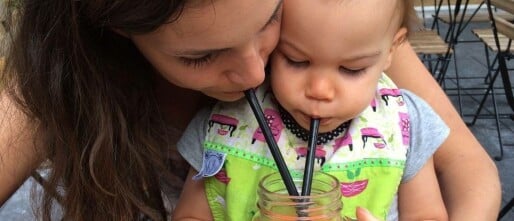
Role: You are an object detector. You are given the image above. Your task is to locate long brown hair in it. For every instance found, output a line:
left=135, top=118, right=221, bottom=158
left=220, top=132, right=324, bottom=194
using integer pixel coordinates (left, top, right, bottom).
left=2, top=0, right=189, bottom=220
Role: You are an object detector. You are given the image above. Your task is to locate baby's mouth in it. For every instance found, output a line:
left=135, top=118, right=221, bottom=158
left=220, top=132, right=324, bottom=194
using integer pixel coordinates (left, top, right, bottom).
left=299, top=112, right=329, bottom=125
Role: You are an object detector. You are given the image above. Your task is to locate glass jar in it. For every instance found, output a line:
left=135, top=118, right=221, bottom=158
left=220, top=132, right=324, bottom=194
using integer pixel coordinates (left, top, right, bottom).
left=254, top=172, right=343, bottom=221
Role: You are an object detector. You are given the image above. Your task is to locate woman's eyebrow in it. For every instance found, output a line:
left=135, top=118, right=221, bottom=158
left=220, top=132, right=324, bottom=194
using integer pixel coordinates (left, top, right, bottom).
left=174, top=48, right=229, bottom=56
left=261, top=0, right=283, bottom=31
left=174, top=0, right=283, bottom=57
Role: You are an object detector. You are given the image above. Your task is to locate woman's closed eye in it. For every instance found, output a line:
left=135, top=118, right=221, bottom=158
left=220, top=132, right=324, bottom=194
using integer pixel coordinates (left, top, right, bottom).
left=179, top=53, right=219, bottom=68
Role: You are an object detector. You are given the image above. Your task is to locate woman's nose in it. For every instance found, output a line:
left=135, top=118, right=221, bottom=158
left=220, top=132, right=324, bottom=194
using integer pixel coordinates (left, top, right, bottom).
left=226, top=45, right=266, bottom=89
left=305, top=73, right=336, bottom=101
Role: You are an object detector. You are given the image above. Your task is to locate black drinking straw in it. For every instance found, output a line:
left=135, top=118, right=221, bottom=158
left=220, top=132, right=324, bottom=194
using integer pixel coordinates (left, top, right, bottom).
left=244, top=89, right=299, bottom=196
left=301, top=119, right=320, bottom=196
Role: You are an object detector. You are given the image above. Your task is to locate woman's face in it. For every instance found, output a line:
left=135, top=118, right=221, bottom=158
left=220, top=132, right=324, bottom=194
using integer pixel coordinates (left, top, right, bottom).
left=131, top=0, right=282, bottom=101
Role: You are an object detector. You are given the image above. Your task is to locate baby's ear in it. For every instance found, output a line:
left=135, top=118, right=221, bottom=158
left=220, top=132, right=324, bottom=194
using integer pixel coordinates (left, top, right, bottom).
left=392, top=27, right=408, bottom=49
left=384, top=28, right=408, bottom=71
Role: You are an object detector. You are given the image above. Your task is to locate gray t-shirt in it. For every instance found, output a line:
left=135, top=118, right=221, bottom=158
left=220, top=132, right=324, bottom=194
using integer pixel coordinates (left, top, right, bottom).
left=177, top=89, right=449, bottom=220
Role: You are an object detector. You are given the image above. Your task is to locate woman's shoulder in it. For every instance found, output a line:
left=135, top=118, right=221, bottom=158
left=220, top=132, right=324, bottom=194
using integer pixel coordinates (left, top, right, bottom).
left=0, top=91, right=32, bottom=143
left=0, top=91, right=44, bottom=205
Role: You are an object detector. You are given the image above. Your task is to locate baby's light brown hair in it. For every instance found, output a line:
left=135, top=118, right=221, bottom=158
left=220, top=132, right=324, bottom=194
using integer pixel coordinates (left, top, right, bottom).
left=398, top=0, right=424, bottom=34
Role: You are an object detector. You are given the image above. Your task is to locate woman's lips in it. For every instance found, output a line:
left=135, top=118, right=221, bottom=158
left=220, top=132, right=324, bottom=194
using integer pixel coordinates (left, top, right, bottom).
left=222, top=91, right=244, bottom=98
left=224, top=91, right=243, bottom=95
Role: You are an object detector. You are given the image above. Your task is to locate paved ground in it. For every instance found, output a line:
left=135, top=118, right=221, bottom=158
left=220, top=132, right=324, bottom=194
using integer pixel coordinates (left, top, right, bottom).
left=1, top=10, right=513, bottom=221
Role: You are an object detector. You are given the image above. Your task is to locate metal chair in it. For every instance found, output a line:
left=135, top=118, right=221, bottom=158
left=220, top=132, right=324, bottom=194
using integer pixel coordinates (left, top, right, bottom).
left=467, top=0, right=514, bottom=162
left=412, top=1, right=456, bottom=85
left=499, top=196, right=514, bottom=220
left=481, top=1, right=514, bottom=218
left=413, top=1, right=466, bottom=113
left=410, top=29, right=454, bottom=83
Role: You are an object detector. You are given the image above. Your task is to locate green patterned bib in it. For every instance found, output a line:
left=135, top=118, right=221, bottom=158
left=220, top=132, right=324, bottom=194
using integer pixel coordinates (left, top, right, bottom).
left=194, top=74, right=410, bottom=220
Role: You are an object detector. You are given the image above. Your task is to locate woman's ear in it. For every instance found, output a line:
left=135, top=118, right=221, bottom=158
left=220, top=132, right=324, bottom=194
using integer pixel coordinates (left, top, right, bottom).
left=112, top=29, right=130, bottom=38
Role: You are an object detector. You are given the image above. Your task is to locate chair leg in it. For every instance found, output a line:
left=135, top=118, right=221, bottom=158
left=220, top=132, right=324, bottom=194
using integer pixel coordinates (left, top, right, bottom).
left=467, top=59, right=501, bottom=126
left=468, top=42, right=497, bottom=127
left=464, top=63, right=505, bottom=161
left=481, top=36, right=501, bottom=85
left=451, top=1, right=485, bottom=42
left=498, top=196, right=514, bottom=220
left=430, top=0, right=445, bottom=34
left=489, top=76, right=505, bottom=161
left=482, top=73, right=508, bottom=161
left=483, top=44, right=494, bottom=84
left=452, top=50, right=463, bottom=115
left=420, top=0, right=427, bottom=27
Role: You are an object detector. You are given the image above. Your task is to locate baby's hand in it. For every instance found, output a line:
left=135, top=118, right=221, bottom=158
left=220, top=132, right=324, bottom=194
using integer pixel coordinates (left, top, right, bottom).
left=354, top=207, right=380, bottom=221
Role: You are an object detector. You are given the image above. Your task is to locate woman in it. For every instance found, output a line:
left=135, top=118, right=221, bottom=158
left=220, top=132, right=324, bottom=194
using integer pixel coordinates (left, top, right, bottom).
left=0, top=0, right=500, bottom=220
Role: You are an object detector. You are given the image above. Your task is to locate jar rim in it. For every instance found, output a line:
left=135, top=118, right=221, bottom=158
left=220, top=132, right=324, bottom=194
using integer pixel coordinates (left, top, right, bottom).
left=258, top=171, right=340, bottom=199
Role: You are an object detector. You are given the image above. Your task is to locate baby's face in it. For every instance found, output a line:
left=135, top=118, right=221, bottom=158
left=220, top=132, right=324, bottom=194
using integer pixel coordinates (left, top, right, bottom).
left=270, top=0, right=404, bottom=132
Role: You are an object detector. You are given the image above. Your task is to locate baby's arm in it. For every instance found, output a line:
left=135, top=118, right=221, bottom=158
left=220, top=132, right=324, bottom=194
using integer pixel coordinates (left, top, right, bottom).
left=397, top=157, right=448, bottom=221
left=174, top=106, right=214, bottom=220
left=172, top=168, right=214, bottom=221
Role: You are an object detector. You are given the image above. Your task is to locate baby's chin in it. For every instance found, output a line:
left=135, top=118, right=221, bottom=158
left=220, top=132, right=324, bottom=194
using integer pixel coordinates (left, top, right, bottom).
left=299, top=118, right=348, bottom=133
left=317, top=123, right=342, bottom=134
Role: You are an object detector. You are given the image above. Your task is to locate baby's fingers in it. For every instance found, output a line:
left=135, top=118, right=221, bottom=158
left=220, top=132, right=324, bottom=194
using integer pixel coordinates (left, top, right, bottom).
left=354, top=207, right=380, bottom=221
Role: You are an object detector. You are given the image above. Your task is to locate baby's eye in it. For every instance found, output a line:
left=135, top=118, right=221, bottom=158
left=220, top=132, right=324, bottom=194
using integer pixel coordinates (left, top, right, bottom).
left=339, top=66, right=366, bottom=75
left=284, top=56, right=309, bottom=68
